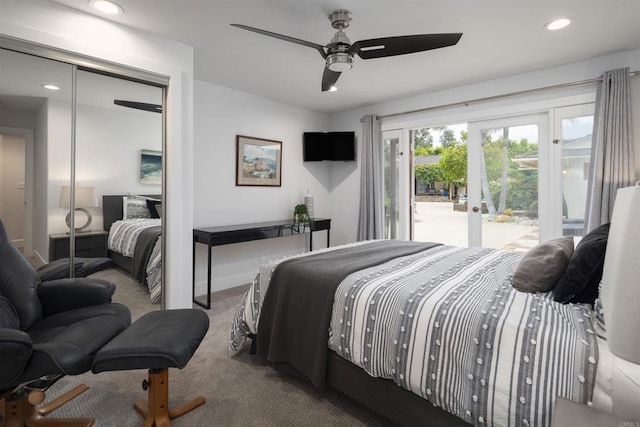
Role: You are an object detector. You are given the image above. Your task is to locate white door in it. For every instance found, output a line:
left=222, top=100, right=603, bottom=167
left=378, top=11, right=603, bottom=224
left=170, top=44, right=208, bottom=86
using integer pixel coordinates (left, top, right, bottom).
left=552, top=104, right=595, bottom=238
left=382, top=129, right=411, bottom=240
left=467, top=114, right=548, bottom=249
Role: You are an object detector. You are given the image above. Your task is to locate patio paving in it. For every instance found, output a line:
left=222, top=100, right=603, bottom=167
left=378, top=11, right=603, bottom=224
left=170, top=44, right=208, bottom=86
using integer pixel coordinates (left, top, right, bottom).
left=413, top=201, right=539, bottom=254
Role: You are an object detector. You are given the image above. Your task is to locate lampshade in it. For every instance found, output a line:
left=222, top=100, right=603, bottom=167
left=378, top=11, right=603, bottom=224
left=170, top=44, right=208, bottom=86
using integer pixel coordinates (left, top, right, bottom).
left=59, top=186, right=98, bottom=209
left=601, top=182, right=640, bottom=364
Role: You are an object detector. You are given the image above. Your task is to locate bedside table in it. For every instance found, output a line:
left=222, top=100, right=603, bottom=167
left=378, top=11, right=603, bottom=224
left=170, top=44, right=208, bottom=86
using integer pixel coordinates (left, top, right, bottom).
left=49, top=231, right=109, bottom=261
left=553, top=397, right=637, bottom=426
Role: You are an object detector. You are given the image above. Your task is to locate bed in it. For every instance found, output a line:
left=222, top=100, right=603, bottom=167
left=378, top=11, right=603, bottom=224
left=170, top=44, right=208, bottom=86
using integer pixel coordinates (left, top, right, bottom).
left=229, top=235, right=609, bottom=426
left=103, top=194, right=162, bottom=303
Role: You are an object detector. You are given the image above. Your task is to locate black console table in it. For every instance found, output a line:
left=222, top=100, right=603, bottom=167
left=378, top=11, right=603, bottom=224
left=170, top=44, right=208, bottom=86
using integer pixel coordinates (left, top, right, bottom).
left=192, top=218, right=331, bottom=309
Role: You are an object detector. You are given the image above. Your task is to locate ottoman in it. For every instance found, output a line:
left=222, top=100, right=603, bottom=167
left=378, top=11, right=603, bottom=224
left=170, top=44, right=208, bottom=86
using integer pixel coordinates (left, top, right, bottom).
left=92, top=309, right=209, bottom=426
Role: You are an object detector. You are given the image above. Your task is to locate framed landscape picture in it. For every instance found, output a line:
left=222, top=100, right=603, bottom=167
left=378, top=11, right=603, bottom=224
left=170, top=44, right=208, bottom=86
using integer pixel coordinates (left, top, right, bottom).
left=236, top=135, right=282, bottom=187
left=140, top=149, right=162, bottom=185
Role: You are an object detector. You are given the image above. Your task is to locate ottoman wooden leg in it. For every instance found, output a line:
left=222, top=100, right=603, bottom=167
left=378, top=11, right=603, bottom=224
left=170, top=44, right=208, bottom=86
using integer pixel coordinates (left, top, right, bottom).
left=133, top=369, right=205, bottom=427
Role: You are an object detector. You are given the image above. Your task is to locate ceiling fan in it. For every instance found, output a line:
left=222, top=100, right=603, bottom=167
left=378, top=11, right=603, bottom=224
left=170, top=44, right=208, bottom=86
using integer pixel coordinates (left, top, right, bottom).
left=231, top=9, right=462, bottom=92
left=114, top=99, right=162, bottom=113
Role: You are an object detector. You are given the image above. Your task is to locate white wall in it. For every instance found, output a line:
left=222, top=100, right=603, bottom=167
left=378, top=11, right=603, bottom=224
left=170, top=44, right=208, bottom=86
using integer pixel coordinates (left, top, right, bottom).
left=330, top=48, right=640, bottom=246
left=0, top=109, right=36, bottom=129
left=1, top=0, right=194, bottom=309
left=192, top=80, right=330, bottom=293
left=46, top=99, right=72, bottom=238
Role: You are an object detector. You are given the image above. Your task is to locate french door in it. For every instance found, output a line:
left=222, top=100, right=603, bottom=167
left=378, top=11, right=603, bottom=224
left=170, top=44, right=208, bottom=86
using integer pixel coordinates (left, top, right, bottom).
left=393, top=105, right=594, bottom=250
left=467, top=114, right=548, bottom=248
left=552, top=104, right=595, bottom=238
left=383, top=129, right=411, bottom=240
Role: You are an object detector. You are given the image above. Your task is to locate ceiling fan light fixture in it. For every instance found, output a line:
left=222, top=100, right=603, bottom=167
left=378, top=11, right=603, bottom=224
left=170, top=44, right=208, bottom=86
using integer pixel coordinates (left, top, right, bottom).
left=326, top=53, right=353, bottom=72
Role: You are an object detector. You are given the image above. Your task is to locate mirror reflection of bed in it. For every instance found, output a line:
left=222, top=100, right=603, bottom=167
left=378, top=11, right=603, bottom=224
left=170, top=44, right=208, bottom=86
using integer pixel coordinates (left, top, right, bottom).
left=102, top=195, right=162, bottom=305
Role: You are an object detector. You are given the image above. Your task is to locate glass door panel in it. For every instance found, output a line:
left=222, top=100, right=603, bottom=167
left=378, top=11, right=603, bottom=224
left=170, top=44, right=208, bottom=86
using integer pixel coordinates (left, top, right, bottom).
left=383, top=130, right=402, bottom=239
left=0, top=48, right=73, bottom=263
left=555, top=105, right=594, bottom=238
left=76, top=69, right=164, bottom=306
left=468, top=115, right=547, bottom=252
left=411, top=124, right=469, bottom=246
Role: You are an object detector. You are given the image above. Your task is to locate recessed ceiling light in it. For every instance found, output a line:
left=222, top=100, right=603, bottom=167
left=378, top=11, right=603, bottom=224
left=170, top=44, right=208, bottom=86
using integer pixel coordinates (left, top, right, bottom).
left=42, top=84, right=60, bottom=91
left=89, top=0, right=124, bottom=15
left=545, top=18, right=571, bottom=31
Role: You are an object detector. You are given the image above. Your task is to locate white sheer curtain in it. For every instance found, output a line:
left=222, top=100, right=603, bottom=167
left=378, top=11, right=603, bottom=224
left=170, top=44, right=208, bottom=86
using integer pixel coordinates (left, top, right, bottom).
left=584, top=68, right=636, bottom=232
left=356, top=115, right=385, bottom=241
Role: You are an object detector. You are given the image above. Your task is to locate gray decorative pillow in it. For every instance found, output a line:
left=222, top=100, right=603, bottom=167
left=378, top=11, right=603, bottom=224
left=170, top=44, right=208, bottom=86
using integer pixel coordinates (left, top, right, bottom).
left=512, top=237, right=575, bottom=293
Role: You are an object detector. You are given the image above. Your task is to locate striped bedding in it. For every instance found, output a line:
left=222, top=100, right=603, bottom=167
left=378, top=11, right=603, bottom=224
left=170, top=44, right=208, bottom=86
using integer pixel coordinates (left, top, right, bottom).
left=108, top=218, right=160, bottom=257
left=107, top=218, right=162, bottom=303
left=230, top=241, right=598, bottom=426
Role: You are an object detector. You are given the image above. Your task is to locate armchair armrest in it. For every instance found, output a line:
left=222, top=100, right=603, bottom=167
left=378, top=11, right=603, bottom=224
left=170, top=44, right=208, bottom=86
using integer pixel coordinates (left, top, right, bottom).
left=0, top=329, right=32, bottom=389
left=38, top=278, right=116, bottom=317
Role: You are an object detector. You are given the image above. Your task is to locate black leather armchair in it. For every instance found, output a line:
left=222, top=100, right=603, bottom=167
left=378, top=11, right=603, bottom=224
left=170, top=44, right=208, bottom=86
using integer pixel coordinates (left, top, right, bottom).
left=0, top=220, right=131, bottom=426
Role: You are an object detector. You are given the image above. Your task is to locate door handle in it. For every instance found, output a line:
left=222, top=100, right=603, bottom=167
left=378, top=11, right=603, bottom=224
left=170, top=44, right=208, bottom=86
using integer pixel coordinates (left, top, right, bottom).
left=472, top=206, right=480, bottom=213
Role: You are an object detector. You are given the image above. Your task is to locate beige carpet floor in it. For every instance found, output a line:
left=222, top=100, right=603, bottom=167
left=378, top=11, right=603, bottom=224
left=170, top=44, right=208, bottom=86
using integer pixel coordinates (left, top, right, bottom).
left=42, top=268, right=393, bottom=426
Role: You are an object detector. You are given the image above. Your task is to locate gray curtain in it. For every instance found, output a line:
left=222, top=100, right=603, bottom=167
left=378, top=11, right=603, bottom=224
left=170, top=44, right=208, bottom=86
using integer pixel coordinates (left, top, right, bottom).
left=356, top=115, right=385, bottom=241
left=584, top=67, right=635, bottom=232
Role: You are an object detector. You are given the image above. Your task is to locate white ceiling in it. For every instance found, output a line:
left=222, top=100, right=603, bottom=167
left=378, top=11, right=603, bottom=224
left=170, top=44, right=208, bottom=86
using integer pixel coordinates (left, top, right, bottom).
left=34, top=1, right=640, bottom=113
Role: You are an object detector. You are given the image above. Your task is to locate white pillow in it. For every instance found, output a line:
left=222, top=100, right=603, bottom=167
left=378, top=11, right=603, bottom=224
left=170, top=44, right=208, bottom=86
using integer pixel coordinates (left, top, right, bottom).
left=122, top=195, right=156, bottom=219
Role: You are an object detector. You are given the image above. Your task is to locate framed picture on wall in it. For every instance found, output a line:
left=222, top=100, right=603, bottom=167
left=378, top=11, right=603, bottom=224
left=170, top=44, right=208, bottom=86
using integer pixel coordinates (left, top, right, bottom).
left=236, top=135, right=282, bottom=187
left=140, top=149, right=162, bottom=185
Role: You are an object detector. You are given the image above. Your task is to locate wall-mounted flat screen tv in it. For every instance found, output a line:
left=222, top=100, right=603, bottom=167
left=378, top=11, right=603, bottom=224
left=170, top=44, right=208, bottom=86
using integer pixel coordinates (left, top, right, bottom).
left=303, top=131, right=356, bottom=161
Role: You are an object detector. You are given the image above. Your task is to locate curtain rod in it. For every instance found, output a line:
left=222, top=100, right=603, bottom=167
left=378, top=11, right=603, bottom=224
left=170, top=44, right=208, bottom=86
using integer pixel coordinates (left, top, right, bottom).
left=379, top=70, right=640, bottom=120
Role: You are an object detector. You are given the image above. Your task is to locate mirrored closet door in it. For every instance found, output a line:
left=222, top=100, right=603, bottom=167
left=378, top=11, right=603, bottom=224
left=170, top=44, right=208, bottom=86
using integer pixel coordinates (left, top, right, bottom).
left=0, top=39, right=167, bottom=308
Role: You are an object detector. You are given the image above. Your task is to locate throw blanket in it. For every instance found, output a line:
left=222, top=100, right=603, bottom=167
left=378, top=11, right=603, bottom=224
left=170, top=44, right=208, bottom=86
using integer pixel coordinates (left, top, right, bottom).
left=131, top=226, right=162, bottom=284
left=107, top=218, right=162, bottom=303
left=146, top=237, right=162, bottom=304
left=256, top=240, right=441, bottom=387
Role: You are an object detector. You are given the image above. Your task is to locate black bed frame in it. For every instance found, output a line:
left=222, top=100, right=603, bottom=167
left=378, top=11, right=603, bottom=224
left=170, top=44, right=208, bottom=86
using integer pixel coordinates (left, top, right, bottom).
left=102, top=194, right=161, bottom=272
left=326, top=351, right=470, bottom=427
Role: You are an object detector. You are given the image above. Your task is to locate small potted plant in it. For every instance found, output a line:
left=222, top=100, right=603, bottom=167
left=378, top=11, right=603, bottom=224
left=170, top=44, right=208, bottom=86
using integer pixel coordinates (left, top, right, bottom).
left=293, top=204, right=310, bottom=224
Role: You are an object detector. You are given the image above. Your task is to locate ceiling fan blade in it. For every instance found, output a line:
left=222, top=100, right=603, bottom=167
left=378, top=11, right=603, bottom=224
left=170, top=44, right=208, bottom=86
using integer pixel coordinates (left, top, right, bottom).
left=351, top=33, right=462, bottom=59
left=114, top=99, right=162, bottom=113
left=231, top=24, right=327, bottom=59
left=321, top=68, right=341, bottom=92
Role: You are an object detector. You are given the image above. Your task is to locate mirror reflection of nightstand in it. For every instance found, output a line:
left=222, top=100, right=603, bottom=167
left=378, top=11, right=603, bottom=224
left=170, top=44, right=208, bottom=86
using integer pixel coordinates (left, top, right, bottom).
left=49, top=231, right=108, bottom=261
left=553, top=397, right=638, bottom=427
